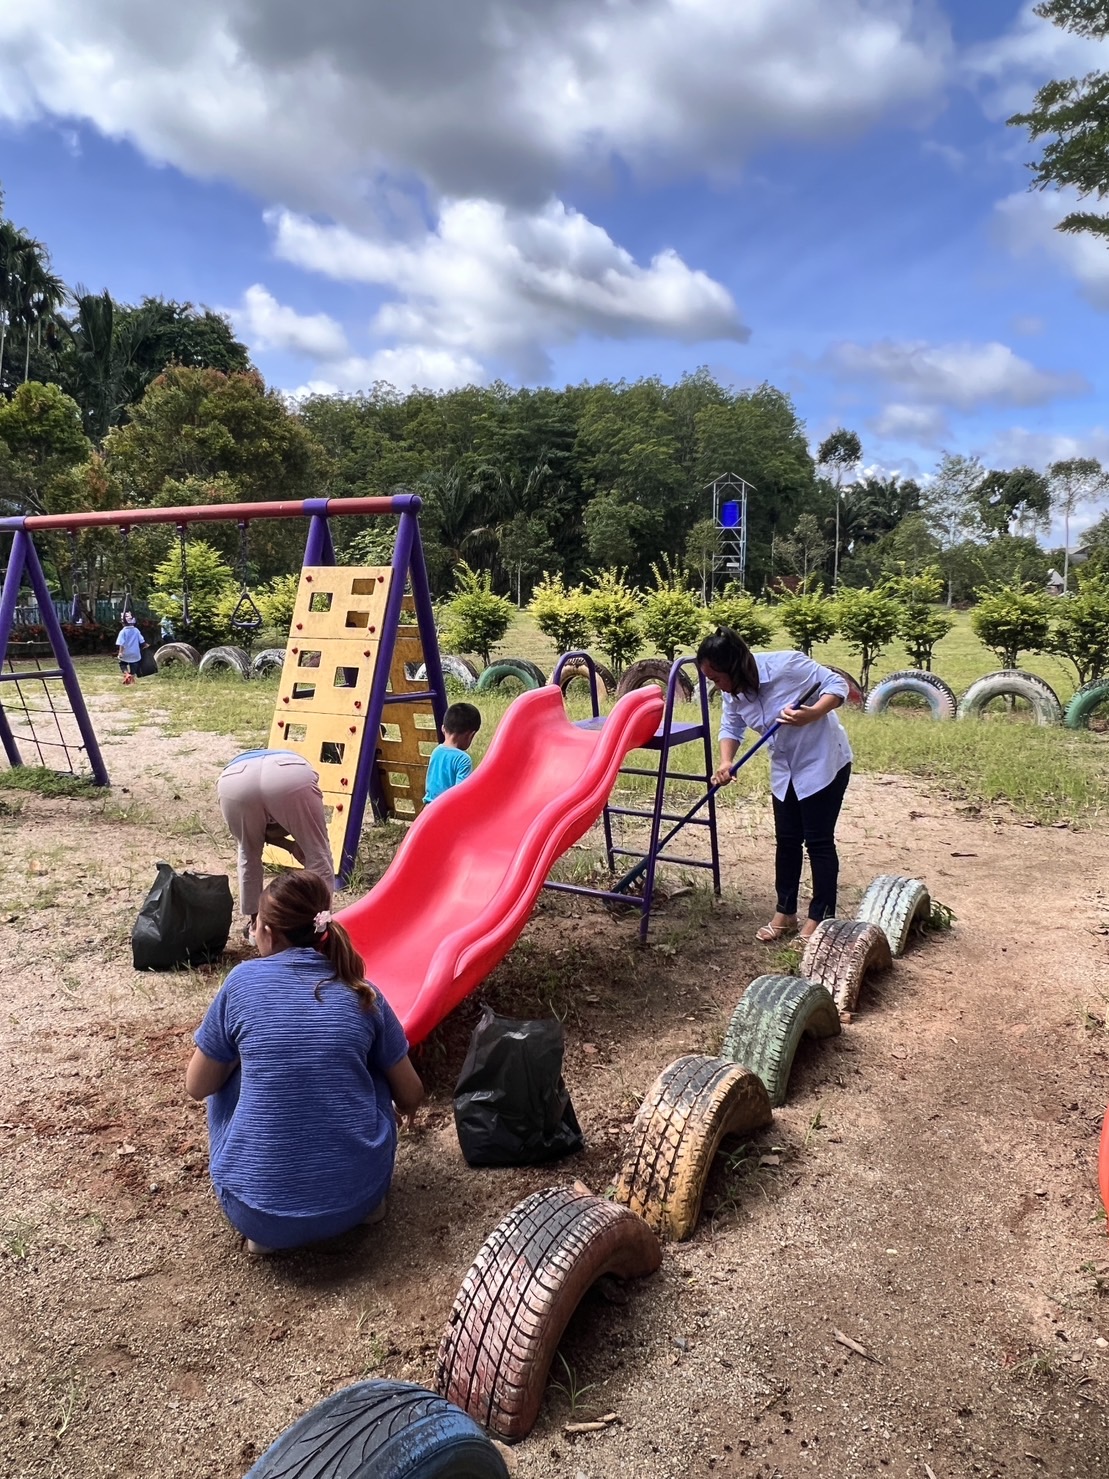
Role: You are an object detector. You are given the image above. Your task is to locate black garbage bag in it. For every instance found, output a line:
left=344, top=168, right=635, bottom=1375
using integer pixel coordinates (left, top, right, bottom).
left=132, top=861, right=233, bottom=970
left=136, top=646, right=158, bottom=678
left=453, top=1006, right=584, bottom=1168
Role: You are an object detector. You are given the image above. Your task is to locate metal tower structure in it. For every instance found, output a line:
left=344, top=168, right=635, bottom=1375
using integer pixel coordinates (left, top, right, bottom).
left=706, top=472, right=754, bottom=592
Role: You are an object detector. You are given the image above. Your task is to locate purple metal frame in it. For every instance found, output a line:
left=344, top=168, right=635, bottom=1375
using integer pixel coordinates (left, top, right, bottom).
left=0, top=494, right=447, bottom=886
left=546, top=652, right=721, bottom=939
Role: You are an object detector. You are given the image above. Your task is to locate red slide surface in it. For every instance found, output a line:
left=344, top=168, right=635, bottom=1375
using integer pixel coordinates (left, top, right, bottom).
left=338, top=683, right=664, bottom=1045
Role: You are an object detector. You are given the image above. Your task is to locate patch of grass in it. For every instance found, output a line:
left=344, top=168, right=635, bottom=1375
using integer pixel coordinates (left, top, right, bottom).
left=550, top=1351, right=598, bottom=1415
left=0, top=767, right=100, bottom=799
left=921, top=899, right=957, bottom=934
left=2, top=1217, right=38, bottom=1258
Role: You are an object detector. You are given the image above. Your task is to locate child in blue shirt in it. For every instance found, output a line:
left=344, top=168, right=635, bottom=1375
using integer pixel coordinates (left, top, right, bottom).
left=186, top=869, right=424, bottom=1255
left=423, top=701, right=481, bottom=804
left=115, top=613, right=147, bottom=685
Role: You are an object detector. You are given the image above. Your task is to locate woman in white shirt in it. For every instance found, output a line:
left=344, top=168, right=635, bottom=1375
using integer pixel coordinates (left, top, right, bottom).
left=697, top=626, right=852, bottom=943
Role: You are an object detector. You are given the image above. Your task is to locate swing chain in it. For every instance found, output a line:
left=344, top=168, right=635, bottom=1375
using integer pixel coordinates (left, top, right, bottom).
left=119, top=525, right=134, bottom=620
left=177, top=523, right=191, bottom=626
left=67, top=530, right=84, bottom=624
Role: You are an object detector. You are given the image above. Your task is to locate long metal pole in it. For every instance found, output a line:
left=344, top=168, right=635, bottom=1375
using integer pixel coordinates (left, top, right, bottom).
left=0, top=531, right=29, bottom=767
left=21, top=534, right=110, bottom=785
left=1, top=495, right=413, bottom=534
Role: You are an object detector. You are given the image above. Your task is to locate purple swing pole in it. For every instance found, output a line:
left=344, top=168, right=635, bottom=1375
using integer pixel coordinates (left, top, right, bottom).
left=21, top=532, right=110, bottom=786
left=0, top=531, right=29, bottom=767
left=301, top=499, right=337, bottom=568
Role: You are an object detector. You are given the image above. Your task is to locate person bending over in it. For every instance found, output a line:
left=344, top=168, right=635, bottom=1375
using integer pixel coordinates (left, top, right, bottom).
left=697, top=625, right=852, bottom=943
left=217, top=747, right=334, bottom=944
left=423, top=701, right=481, bottom=804
left=185, top=870, right=424, bottom=1255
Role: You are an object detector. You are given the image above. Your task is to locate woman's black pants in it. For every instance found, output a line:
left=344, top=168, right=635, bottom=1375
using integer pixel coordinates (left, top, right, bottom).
left=771, top=763, right=851, bottom=922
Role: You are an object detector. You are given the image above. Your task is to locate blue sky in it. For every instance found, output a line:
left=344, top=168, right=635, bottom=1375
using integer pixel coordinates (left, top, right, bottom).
left=0, top=0, right=1106, bottom=534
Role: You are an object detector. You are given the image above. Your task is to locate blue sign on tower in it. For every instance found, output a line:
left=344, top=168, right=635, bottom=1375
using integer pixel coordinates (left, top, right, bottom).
left=720, top=501, right=741, bottom=529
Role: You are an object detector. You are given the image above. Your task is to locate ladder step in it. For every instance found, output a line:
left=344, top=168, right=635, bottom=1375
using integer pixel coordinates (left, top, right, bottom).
left=620, top=765, right=708, bottom=781
left=606, top=805, right=712, bottom=825
left=610, top=848, right=717, bottom=870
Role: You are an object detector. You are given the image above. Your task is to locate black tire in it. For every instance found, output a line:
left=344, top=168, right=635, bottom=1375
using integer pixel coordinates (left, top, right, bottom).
left=826, top=665, right=864, bottom=708
left=863, top=669, right=957, bottom=719
left=153, top=642, right=201, bottom=670
left=475, top=661, right=541, bottom=693
left=557, top=656, right=617, bottom=698
left=198, top=645, right=252, bottom=679
left=1064, top=675, right=1109, bottom=731
left=251, top=648, right=286, bottom=677
left=245, top=1380, right=509, bottom=1478
left=614, top=658, right=694, bottom=704
left=436, top=1185, right=661, bottom=1443
left=956, top=670, right=1063, bottom=726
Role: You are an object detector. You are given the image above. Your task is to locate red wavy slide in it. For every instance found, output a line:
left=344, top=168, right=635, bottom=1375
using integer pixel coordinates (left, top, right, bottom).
left=338, top=683, right=664, bottom=1045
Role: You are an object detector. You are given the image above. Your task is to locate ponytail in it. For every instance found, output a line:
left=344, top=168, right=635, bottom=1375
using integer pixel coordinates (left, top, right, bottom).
left=259, top=871, right=378, bottom=1013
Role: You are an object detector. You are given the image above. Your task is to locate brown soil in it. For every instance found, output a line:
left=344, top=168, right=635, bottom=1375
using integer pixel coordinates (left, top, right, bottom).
left=1, top=710, right=1108, bottom=1479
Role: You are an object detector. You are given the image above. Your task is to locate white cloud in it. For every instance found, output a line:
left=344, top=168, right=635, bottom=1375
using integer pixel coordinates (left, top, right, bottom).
left=985, top=425, right=1109, bottom=472
left=920, top=140, right=965, bottom=171
left=823, top=337, right=1087, bottom=411
left=995, top=188, right=1109, bottom=310
left=229, top=284, right=349, bottom=360
left=869, top=403, right=950, bottom=447
left=269, top=197, right=747, bottom=380
left=0, top=1, right=951, bottom=210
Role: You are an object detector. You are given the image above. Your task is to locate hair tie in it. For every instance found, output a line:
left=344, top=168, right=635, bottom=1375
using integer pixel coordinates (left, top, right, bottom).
left=313, top=910, right=332, bottom=935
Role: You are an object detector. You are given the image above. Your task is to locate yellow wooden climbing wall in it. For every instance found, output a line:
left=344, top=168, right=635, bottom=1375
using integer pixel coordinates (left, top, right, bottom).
left=262, top=566, right=437, bottom=873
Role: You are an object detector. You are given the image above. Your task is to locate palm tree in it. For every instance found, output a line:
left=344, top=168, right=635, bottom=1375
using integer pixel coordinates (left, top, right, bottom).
left=13, top=239, right=66, bottom=381
left=60, top=289, right=163, bottom=441
left=0, top=220, right=34, bottom=383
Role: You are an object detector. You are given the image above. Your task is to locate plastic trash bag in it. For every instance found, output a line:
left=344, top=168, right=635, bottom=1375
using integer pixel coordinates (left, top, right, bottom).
left=136, top=646, right=158, bottom=678
left=132, top=861, right=233, bottom=970
left=453, top=1006, right=584, bottom=1168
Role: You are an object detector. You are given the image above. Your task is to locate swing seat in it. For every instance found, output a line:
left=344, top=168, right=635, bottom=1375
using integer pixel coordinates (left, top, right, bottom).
left=230, top=589, right=264, bottom=631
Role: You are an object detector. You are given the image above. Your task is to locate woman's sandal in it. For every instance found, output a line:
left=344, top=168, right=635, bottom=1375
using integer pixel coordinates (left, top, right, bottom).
left=755, top=917, right=797, bottom=943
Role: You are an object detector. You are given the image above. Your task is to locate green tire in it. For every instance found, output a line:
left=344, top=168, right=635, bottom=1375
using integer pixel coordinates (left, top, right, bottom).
left=721, top=974, right=841, bottom=1108
left=476, top=660, right=542, bottom=693
left=1064, top=676, right=1109, bottom=730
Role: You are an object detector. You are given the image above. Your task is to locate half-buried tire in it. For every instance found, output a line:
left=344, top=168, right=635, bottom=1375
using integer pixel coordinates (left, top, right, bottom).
left=251, top=647, right=286, bottom=677
left=827, top=665, right=865, bottom=708
left=198, top=645, right=252, bottom=679
left=613, top=658, right=694, bottom=703
left=856, top=875, right=931, bottom=958
left=613, top=1054, right=772, bottom=1241
left=721, top=975, right=840, bottom=1107
left=956, top=670, right=1063, bottom=726
left=153, top=641, right=201, bottom=670
left=557, top=656, right=617, bottom=698
left=1064, top=675, right=1109, bottom=731
left=244, top=1379, right=510, bottom=1478
left=475, top=660, right=542, bottom=693
left=799, top=919, right=893, bottom=1013
left=863, top=669, right=957, bottom=720
left=435, top=1185, right=660, bottom=1443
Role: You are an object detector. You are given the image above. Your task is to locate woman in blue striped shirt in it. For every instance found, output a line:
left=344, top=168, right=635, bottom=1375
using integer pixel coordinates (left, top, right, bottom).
left=697, top=626, right=852, bottom=944
left=186, top=870, right=423, bottom=1255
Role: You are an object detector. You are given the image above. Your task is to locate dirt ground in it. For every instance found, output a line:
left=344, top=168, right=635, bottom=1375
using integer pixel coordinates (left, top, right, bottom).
left=1, top=697, right=1107, bottom=1479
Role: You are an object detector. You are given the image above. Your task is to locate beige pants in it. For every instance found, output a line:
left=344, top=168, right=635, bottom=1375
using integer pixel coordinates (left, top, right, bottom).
left=217, top=751, right=334, bottom=916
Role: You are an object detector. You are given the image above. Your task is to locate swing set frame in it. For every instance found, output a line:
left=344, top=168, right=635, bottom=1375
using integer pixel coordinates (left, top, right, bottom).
left=0, top=495, right=447, bottom=881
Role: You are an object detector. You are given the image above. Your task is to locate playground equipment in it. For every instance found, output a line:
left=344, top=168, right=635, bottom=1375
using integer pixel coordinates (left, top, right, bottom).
left=1065, top=675, right=1109, bottom=731
left=799, top=919, right=893, bottom=1013
left=855, top=874, right=931, bottom=958
left=436, top=1184, right=661, bottom=1443
left=0, top=495, right=447, bottom=882
left=245, top=1379, right=510, bottom=1478
left=539, top=652, right=722, bottom=940
left=956, top=670, right=1064, bottom=726
left=863, top=669, right=958, bottom=719
left=337, top=682, right=664, bottom=1045
left=721, top=974, right=841, bottom=1107
left=613, top=1055, right=773, bottom=1241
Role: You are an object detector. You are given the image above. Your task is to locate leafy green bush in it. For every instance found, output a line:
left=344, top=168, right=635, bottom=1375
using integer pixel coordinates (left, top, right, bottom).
left=776, top=590, right=838, bottom=656
left=439, top=561, right=514, bottom=667
left=834, top=587, right=901, bottom=692
left=708, top=583, right=774, bottom=648
left=529, top=573, right=593, bottom=655
left=970, top=584, right=1051, bottom=670
left=259, top=573, right=299, bottom=635
left=1049, top=572, right=1109, bottom=685
left=884, top=566, right=953, bottom=670
left=641, top=562, right=704, bottom=660
left=149, top=538, right=235, bottom=650
left=583, top=569, right=642, bottom=673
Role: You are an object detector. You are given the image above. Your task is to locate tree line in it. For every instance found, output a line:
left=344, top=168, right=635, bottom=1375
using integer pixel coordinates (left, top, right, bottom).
left=2, top=183, right=1108, bottom=629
